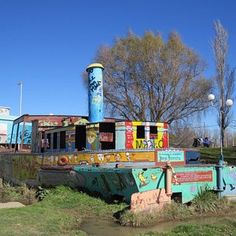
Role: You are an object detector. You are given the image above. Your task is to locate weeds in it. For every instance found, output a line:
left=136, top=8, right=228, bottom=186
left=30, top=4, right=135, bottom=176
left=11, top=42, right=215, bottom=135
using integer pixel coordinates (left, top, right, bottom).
left=119, top=202, right=193, bottom=227
left=0, top=186, right=127, bottom=235
left=162, top=202, right=193, bottom=220
left=119, top=210, right=157, bottom=227
left=0, top=182, right=36, bottom=205
left=192, top=188, right=230, bottom=214
left=119, top=189, right=233, bottom=227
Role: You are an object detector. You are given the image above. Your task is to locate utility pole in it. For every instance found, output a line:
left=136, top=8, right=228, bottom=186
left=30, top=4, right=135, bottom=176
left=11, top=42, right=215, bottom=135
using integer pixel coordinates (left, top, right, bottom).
left=18, top=81, right=23, bottom=116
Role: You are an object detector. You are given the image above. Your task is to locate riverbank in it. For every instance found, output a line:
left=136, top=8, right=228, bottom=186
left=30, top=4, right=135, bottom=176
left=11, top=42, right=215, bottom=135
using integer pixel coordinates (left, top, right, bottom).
left=0, top=186, right=127, bottom=235
left=0, top=186, right=236, bottom=235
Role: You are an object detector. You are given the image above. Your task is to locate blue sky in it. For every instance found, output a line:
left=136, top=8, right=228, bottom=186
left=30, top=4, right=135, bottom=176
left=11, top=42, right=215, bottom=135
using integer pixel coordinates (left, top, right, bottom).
left=0, top=0, right=236, bottom=123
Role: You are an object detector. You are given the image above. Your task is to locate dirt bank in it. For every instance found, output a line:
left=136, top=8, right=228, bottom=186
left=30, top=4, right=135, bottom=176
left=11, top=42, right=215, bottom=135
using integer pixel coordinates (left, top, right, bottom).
left=0, top=202, right=25, bottom=209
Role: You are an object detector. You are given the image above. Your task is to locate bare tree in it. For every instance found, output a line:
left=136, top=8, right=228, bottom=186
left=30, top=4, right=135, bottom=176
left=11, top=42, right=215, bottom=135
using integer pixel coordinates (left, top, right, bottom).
left=169, top=121, right=196, bottom=148
left=90, top=31, right=211, bottom=123
left=212, top=20, right=235, bottom=147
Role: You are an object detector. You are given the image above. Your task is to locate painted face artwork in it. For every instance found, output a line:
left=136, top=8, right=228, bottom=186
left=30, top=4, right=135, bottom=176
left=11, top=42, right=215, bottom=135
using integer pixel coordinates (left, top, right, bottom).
left=87, top=130, right=97, bottom=144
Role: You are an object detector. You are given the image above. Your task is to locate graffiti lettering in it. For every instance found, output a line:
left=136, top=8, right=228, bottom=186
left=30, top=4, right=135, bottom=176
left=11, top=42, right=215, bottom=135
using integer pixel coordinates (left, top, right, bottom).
left=136, top=139, right=163, bottom=149
left=89, top=76, right=101, bottom=92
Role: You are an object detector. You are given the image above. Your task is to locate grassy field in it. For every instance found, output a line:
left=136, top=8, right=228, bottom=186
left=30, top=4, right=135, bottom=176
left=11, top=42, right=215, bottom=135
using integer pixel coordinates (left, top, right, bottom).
left=0, top=148, right=235, bottom=235
left=0, top=186, right=236, bottom=235
left=143, top=217, right=236, bottom=236
left=200, top=147, right=236, bottom=165
left=0, top=186, right=127, bottom=236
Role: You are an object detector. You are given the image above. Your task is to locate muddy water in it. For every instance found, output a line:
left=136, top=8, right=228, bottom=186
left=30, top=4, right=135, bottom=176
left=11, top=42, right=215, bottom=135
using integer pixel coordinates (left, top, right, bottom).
left=81, top=216, right=221, bottom=236
left=81, top=218, right=183, bottom=236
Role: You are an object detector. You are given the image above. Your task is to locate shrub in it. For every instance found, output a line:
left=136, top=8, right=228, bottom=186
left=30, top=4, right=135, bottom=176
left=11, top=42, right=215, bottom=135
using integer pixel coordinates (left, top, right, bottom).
left=191, top=188, right=230, bottom=214
left=0, top=182, right=36, bottom=204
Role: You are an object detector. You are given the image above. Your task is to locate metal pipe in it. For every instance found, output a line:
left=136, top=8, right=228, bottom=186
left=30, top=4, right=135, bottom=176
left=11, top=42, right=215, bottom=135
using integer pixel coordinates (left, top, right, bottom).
left=165, top=162, right=172, bottom=196
left=216, top=161, right=224, bottom=197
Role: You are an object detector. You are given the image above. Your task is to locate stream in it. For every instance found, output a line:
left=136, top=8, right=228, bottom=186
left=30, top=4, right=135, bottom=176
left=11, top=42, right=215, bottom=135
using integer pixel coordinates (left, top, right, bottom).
left=80, top=216, right=217, bottom=236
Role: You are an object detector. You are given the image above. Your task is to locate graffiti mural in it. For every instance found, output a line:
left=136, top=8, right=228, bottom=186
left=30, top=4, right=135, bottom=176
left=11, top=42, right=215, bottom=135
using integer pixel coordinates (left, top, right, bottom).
left=40, top=150, right=156, bottom=167
left=122, top=121, right=168, bottom=149
left=66, top=128, right=76, bottom=151
left=86, top=125, right=99, bottom=150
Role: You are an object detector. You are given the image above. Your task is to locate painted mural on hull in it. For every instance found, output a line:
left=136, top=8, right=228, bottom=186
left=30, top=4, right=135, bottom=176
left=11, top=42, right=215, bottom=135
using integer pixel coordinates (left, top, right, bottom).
left=72, top=164, right=236, bottom=204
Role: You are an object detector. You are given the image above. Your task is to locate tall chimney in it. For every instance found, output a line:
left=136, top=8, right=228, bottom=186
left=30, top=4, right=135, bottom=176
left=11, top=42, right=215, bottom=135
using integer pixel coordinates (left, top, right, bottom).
left=86, top=63, right=104, bottom=123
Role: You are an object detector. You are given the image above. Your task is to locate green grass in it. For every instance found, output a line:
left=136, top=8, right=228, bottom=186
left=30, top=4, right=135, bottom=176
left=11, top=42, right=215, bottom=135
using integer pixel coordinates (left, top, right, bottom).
left=141, top=217, right=236, bottom=236
left=1, top=186, right=236, bottom=235
left=200, top=147, right=236, bottom=165
left=165, top=220, right=236, bottom=236
left=0, top=186, right=127, bottom=236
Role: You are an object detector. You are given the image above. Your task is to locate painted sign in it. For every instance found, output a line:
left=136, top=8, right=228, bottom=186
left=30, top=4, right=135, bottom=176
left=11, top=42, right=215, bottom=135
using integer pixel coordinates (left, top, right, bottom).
left=38, top=120, right=59, bottom=127
left=174, top=171, right=213, bottom=183
left=125, top=121, right=134, bottom=149
left=156, top=150, right=185, bottom=166
left=99, top=132, right=113, bottom=142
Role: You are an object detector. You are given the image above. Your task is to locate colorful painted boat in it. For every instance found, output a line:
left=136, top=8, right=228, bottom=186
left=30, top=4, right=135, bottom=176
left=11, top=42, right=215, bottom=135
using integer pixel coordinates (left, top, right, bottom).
left=71, top=163, right=236, bottom=211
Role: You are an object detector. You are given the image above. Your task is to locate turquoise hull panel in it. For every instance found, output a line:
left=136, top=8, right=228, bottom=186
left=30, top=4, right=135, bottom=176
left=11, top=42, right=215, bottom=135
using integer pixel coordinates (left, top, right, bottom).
left=221, top=166, right=236, bottom=198
left=74, top=165, right=236, bottom=204
left=74, top=167, right=138, bottom=202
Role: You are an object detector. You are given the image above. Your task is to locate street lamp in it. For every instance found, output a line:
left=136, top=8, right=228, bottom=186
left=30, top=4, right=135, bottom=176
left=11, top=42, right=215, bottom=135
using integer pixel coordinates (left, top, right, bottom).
left=208, top=93, right=233, bottom=196
left=208, top=93, right=233, bottom=162
left=17, top=81, right=23, bottom=116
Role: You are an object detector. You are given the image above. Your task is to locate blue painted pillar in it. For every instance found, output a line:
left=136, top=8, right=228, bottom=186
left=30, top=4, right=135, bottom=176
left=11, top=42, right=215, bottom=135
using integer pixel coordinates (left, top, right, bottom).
left=216, top=159, right=224, bottom=197
left=86, top=63, right=104, bottom=123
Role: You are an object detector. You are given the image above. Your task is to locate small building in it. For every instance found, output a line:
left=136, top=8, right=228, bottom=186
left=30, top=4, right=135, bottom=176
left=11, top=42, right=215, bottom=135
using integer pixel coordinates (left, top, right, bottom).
left=11, top=114, right=87, bottom=152
left=0, top=107, right=18, bottom=148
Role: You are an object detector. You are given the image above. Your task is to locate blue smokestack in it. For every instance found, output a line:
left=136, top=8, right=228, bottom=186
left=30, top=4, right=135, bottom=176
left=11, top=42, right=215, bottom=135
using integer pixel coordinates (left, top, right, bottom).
left=86, top=63, right=104, bottom=123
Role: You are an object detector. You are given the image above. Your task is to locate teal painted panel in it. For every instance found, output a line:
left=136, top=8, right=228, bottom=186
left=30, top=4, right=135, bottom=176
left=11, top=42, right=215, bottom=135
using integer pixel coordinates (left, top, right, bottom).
left=74, top=166, right=139, bottom=202
left=132, top=168, right=164, bottom=192
left=115, top=129, right=126, bottom=149
left=223, top=166, right=236, bottom=185
left=171, top=166, right=217, bottom=203
left=74, top=165, right=233, bottom=204
left=222, top=166, right=236, bottom=197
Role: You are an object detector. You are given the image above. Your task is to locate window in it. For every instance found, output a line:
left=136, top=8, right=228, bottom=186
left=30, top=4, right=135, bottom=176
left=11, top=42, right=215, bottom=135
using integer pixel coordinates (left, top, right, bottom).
left=150, top=126, right=157, bottom=139
left=137, top=126, right=145, bottom=139
left=60, top=131, right=66, bottom=149
left=99, top=122, right=115, bottom=150
left=75, top=125, right=86, bottom=151
left=53, top=133, right=57, bottom=149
